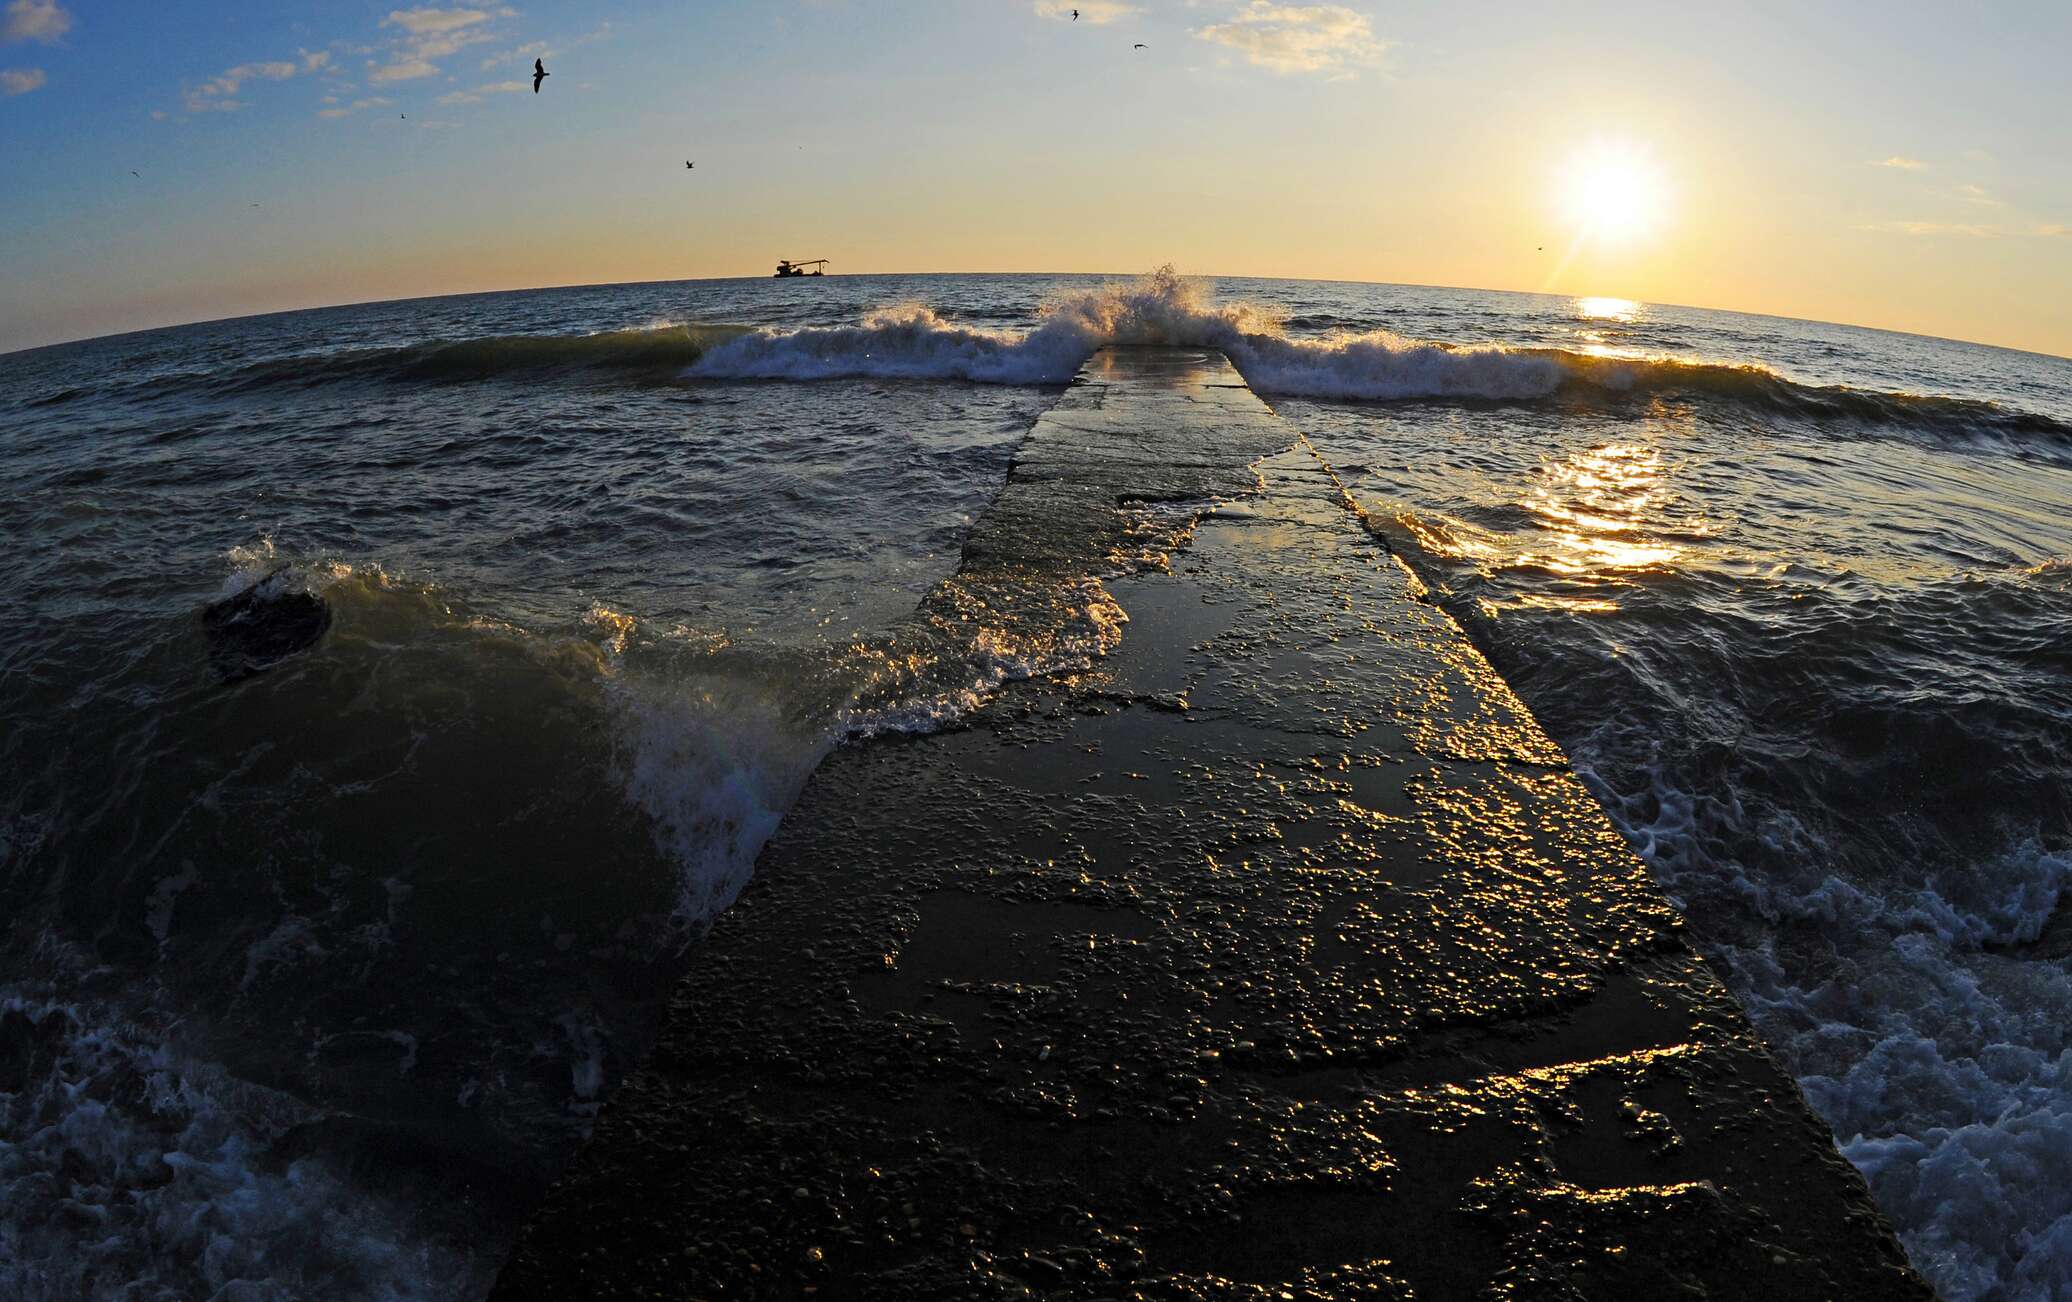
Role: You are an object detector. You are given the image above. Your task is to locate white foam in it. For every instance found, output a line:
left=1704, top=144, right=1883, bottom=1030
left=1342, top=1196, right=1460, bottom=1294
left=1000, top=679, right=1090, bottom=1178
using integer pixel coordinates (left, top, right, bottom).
left=1229, top=331, right=1572, bottom=401
left=1588, top=744, right=2072, bottom=1300
left=682, top=266, right=1638, bottom=401
left=839, top=576, right=1130, bottom=739
left=599, top=650, right=828, bottom=930
left=687, top=266, right=1278, bottom=386
left=1, top=992, right=483, bottom=1301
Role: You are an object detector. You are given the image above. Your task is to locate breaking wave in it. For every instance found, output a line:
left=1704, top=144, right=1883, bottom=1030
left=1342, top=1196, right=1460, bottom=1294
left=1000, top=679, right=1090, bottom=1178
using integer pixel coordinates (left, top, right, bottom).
left=1, top=991, right=485, bottom=1301
left=100, top=269, right=2066, bottom=449
left=684, top=268, right=2071, bottom=445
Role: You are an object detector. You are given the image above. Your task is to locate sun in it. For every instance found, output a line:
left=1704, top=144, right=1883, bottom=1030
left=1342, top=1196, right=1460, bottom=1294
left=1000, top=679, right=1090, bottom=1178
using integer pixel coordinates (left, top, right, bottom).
left=1562, top=144, right=1667, bottom=242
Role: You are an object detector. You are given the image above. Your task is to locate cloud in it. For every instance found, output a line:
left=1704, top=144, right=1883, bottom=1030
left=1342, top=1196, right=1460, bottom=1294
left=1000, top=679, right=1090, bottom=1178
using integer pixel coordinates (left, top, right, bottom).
left=436, top=78, right=526, bottom=105
left=2, top=0, right=69, bottom=45
left=1869, top=156, right=1928, bottom=171
left=1857, top=220, right=2068, bottom=239
left=301, top=49, right=331, bottom=72
left=369, top=57, right=439, bottom=82
left=384, top=7, right=491, bottom=36
left=184, top=59, right=298, bottom=112
left=1859, top=221, right=1997, bottom=237
left=369, top=6, right=507, bottom=83
left=1192, top=2, right=1388, bottom=78
left=317, top=94, right=393, bottom=119
left=1956, top=183, right=2000, bottom=207
left=1, top=64, right=44, bottom=94
left=480, top=39, right=546, bottom=70
left=1034, top=1, right=1140, bottom=22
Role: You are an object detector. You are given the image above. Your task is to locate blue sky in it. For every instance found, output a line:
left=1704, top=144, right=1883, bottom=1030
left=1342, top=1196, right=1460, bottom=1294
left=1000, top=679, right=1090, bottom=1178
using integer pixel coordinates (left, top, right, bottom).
left=3, top=1, right=2070, bottom=355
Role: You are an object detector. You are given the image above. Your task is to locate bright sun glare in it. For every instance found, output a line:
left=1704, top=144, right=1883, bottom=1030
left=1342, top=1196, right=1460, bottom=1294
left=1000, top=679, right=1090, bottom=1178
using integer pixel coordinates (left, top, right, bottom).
left=1563, top=145, right=1667, bottom=242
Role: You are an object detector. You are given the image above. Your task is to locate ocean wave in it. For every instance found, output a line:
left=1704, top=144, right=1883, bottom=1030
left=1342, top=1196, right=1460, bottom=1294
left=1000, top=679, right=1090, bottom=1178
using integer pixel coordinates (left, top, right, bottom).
left=136, top=324, right=753, bottom=397
left=91, top=271, right=2068, bottom=447
left=1235, top=336, right=2072, bottom=441
left=1414, top=552, right=2072, bottom=1299
left=683, top=268, right=2071, bottom=444
left=684, top=267, right=1285, bottom=385
left=0, top=991, right=484, bottom=1301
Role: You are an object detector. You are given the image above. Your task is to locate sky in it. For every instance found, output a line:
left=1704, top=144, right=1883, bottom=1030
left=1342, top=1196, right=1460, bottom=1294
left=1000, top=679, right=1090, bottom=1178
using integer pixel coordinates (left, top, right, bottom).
left=2, top=0, right=2069, bottom=356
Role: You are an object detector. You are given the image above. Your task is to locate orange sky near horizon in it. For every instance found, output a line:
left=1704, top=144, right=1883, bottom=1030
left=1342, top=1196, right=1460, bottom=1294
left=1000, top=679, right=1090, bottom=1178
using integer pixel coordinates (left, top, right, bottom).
left=4, top=1, right=2069, bottom=357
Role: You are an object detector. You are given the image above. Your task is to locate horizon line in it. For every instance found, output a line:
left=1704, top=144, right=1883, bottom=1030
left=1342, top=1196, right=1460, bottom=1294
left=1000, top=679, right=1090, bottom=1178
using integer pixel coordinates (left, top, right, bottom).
left=5, top=269, right=2069, bottom=365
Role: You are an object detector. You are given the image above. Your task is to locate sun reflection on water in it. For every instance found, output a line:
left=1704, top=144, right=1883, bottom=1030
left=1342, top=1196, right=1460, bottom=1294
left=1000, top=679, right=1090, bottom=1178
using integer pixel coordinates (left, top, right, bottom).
left=1574, top=296, right=1641, bottom=322
left=1524, top=442, right=1683, bottom=585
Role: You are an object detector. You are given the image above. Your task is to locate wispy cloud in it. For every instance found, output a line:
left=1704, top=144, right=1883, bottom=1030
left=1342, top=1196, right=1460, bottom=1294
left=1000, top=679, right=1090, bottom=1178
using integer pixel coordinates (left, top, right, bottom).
left=184, top=60, right=299, bottom=113
left=1859, top=220, right=2069, bottom=239
left=1956, top=183, right=2001, bottom=207
left=386, top=7, right=492, bottom=36
left=369, top=6, right=508, bottom=83
left=479, top=39, right=545, bottom=70
left=301, top=49, right=331, bottom=72
left=317, top=94, right=394, bottom=120
left=436, top=78, right=527, bottom=105
left=1869, top=155, right=1929, bottom=171
left=2, top=0, right=69, bottom=45
left=1193, top=2, right=1388, bottom=79
left=1034, top=1, right=1140, bottom=23
left=1, top=64, right=45, bottom=94
left=1859, top=220, right=1997, bottom=237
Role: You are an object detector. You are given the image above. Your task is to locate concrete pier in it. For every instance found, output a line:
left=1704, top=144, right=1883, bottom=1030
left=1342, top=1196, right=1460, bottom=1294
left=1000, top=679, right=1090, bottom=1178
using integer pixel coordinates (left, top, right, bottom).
left=494, top=349, right=1925, bottom=1299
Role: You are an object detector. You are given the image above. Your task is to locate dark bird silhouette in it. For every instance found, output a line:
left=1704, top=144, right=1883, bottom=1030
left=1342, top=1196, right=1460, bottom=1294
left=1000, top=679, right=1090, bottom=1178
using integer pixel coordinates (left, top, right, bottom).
left=533, top=58, right=549, bottom=93
left=685, top=160, right=694, bottom=169
left=129, top=170, right=139, bottom=178
left=1134, top=43, right=1147, bottom=49
left=1072, top=8, right=1079, bottom=18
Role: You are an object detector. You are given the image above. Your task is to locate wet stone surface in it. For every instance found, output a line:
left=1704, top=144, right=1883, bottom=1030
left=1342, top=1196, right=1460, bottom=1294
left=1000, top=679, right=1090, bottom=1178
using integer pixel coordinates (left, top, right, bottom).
left=493, top=350, right=1927, bottom=1300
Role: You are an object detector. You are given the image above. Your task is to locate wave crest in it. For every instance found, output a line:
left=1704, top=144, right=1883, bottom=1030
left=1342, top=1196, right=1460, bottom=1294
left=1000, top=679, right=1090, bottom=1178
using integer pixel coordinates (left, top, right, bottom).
left=685, top=267, right=2069, bottom=443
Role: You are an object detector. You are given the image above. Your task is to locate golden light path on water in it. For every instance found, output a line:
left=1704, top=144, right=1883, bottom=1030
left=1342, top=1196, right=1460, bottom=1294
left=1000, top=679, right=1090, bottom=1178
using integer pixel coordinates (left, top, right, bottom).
left=1398, top=439, right=1692, bottom=620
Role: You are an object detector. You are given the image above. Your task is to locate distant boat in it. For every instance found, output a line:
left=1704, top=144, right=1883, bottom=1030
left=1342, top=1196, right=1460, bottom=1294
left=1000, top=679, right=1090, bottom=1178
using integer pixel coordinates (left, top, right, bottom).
left=773, top=259, right=828, bottom=278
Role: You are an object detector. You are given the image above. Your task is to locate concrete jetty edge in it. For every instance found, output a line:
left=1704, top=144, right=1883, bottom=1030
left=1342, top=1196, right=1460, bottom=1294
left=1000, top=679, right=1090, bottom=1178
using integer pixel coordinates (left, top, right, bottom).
left=494, top=347, right=1926, bottom=1300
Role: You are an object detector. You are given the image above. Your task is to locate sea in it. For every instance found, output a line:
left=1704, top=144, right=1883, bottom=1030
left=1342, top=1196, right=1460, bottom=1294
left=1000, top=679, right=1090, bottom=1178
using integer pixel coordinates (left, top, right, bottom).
left=2, top=270, right=2069, bottom=1301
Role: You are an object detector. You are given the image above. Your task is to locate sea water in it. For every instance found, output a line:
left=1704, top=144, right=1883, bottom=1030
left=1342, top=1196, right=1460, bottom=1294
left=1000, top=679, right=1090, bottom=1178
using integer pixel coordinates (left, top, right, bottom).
left=3, top=270, right=2069, bottom=1299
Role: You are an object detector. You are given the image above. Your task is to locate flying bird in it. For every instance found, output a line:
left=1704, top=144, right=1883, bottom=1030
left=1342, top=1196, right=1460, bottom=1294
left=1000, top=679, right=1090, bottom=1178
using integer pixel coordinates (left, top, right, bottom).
left=1071, top=8, right=1079, bottom=18
left=1134, top=43, right=1147, bottom=49
left=533, top=58, right=549, bottom=93
left=129, top=170, right=139, bottom=178
left=685, top=160, right=694, bottom=169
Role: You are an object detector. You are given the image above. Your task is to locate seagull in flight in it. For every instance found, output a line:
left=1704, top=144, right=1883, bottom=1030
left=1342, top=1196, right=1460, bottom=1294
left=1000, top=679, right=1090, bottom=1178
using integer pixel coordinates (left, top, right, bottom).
left=533, top=58, right=549, bottom=93
left=685, top=160, right=694, bottom=169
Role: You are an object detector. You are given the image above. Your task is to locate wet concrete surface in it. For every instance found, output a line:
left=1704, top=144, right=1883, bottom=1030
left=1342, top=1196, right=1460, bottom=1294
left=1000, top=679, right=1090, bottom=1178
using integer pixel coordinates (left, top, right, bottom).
left=493, top=349, right=1927, bottom=1300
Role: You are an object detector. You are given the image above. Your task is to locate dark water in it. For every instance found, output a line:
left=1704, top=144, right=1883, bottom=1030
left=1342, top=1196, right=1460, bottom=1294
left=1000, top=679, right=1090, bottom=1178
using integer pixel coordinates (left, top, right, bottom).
left=3, top=272, right=2069, bottom=1299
